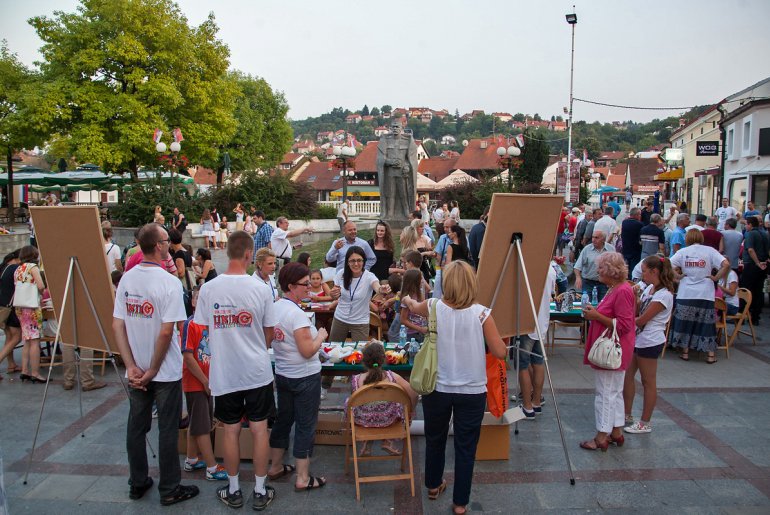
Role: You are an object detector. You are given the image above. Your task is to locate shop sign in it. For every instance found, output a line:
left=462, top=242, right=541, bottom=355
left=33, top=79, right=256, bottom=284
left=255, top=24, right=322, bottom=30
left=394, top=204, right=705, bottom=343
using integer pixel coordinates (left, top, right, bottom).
left=696, top=141, right=719, bottom=156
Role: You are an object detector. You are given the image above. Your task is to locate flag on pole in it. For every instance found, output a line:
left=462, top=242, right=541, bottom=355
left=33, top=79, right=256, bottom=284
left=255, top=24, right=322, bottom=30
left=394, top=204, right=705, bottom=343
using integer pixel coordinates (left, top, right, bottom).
left=173, top=128, right=184, bottom=142
left=515, top=134, right=525, bottom=148
left=152, top=129, right=163, bottom=143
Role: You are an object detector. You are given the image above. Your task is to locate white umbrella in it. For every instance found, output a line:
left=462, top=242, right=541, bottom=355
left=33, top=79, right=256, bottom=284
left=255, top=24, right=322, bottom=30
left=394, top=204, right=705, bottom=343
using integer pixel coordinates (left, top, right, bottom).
left=416, top=172, right=438, bottom=191
left=436, top=169, right=478, bottom=188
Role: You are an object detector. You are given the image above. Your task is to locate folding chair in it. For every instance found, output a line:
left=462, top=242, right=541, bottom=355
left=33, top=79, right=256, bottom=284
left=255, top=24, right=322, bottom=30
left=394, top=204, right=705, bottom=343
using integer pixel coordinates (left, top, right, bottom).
left=714, top=298, right=729, bottom=358
left=344, top=382, right=414, bottom=501
left=732, top=288, right=757, bottom=346
left=369, top=311, right=383, bottom=341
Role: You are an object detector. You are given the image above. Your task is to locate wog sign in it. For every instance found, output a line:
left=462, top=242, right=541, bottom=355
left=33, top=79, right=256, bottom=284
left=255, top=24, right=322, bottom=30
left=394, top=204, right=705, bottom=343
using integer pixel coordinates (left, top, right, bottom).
left=696, top=141, right=719, bottom=156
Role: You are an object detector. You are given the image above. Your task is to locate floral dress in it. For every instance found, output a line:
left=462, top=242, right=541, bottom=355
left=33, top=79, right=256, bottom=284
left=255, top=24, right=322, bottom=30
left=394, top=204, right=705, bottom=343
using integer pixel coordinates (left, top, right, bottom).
left=349, top=371, right=404, bottom=427
left=14, top=263, right=43, bottom=340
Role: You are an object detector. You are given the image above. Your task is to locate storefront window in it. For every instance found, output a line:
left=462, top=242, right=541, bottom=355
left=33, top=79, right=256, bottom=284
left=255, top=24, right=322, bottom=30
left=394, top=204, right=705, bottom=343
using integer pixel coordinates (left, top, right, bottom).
left=729, top=178, right=747, bottom=211
left=752, top=176, right=769, bottom=212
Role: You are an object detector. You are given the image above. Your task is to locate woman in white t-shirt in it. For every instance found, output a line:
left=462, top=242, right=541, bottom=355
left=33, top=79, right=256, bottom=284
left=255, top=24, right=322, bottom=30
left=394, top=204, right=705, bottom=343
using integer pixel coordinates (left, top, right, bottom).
left=449, top=200, right=461, bottom=225
left=623, top=256, right=675, bottom=435
left=717, top=269, right=740, bottom=316
left=103, top=226, right=122, bottom=273
left=267, top=262, right=329, bottom=491
left=401, top=261, right=506, bottom=514
left=669, top=229, right=729, bottom=364
left=329, top=246, right=389, bottom=342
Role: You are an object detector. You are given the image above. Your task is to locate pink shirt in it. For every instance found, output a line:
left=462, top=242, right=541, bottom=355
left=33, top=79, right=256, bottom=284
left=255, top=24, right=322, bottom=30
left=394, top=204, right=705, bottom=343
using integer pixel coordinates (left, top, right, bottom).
left=583, top=282, right=636, bottom=371
left=124, top=250, right=178, bottom=275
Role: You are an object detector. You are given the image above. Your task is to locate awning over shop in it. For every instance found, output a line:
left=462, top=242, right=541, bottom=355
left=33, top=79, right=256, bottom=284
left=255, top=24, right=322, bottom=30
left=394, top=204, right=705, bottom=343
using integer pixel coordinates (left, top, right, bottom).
left=653, top=167, right=683, bottom=181
left=694, top=166, right=720, bottom=177
left=330, top=186, right=380, bottom=197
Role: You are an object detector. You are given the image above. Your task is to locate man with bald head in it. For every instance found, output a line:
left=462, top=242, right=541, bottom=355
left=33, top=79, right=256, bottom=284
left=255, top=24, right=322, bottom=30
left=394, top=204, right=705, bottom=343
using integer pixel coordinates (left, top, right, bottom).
left=325, top=220, right=376, bottom=271
left=573, top=230, right=616, bottom=301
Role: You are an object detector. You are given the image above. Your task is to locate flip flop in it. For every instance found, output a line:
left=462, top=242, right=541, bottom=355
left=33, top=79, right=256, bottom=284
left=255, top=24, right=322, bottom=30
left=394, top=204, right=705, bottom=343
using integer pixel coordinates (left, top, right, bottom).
left=706, top=357, right=718, bottom=364
left=294, top=476, right=326, bottom=491
left=381, top=443, right=402, bottom=456
left=6, top=366, right=21, bottom=373
left=267, top=463, right=296, bottom=481
left=679, top=354, right=689, bottom=362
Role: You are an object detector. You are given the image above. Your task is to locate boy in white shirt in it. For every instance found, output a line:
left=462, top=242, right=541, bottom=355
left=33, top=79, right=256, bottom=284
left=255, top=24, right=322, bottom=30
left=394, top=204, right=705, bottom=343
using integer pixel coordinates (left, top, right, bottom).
left=194, top=231, right=278, bottom=510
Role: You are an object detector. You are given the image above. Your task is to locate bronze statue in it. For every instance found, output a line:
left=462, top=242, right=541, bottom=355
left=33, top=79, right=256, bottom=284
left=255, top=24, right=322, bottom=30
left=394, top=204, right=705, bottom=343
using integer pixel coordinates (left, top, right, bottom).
left=377, top=119, right=418, bottom=226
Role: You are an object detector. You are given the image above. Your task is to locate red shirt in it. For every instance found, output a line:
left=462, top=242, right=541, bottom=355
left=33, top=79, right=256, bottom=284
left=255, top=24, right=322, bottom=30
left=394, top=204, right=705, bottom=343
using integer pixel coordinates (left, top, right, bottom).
left=701, top=229, right=723, bottom=252
left=568, top=216, right=578, bottom=233
left=181, top=317, right=210, bottom=392
left=557, top=210, right=568, bottom=233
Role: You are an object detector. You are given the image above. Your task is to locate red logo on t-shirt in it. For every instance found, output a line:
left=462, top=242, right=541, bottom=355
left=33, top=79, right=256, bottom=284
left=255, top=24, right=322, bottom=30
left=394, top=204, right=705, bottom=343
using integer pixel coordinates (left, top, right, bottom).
left=237, top=311, right=253, bottom=326
left=274, top=327, right=285, bottom=341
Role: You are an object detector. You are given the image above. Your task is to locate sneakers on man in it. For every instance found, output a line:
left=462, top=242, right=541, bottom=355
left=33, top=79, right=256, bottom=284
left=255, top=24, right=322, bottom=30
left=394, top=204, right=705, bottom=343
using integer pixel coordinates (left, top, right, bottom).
left=184, top=459, right=207, bottom=472
left=532, top=404, right=542, bottom=414
left=252, top=485, right=276, bottom=511
left=624, top=421, right=652, bottom=434
left=217, top=485, right=244, bottom=508
left=518, top=404, right=536, bottom=420
left=206, top=464, right=228, bottom=481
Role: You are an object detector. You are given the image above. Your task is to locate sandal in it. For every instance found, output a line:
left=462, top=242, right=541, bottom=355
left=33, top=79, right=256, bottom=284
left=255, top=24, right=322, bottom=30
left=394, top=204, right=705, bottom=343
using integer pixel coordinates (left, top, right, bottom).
left=6, top=366, right=21, bottom=373
left=453, top=504, right=467, bottom=514
left=358, top=442, right=372, bottom=457
left=706, top=356, right=717, bottom=364
left=294, top=476, right=326, bottom=491
left=428, top=479, right=447, bottom=500
left=267, top=463, right=296, bottom=480
left=381, top=442, right=402, bottom=456
left=679, top=353, right=689, bottom=362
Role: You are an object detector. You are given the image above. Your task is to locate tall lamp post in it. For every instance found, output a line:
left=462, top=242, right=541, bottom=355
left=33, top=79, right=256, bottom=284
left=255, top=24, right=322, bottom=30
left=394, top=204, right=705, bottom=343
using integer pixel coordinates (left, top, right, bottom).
left=332, top=145, right=357, bottom=201
left=496, top=144, right=522, bottom=191
left=156, top=139, right=182, bottom=194
left=565, top=8, right=578, bottom=204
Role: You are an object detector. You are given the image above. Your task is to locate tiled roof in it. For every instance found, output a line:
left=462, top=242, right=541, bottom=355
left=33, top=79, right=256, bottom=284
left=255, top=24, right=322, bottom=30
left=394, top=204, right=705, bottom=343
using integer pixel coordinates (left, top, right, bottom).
left=670, top=104, right=719, bottom=139
left=192, top=166, right=218, bottom=185
left=605, top=173, right=626, bottom=189
left=352, top=141, right=379, bottom=173
left=626, top=158, right=662, bottom=188
left=294, top=161, right=339, bottom=191
left=417, top=157, right=459, bottom=182
left=281, top=152, right=303, bottom=165
left=454, top=138, right=501, bottom=172
left=598, top=151, right=627, bottom=161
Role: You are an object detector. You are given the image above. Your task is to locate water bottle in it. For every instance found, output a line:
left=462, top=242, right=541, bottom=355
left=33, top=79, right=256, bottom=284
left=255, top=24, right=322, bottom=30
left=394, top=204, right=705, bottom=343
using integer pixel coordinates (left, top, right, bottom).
left=581, top=291, right=590, bottom=309
left=591, top=286, right=598, bottom=306
left=408, top=338, right=419, bottom=364
left=399, top=325, right=407, bottom=349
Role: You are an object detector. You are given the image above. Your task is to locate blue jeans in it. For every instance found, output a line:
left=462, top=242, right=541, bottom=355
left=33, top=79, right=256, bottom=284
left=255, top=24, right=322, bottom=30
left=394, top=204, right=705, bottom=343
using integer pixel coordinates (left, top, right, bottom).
left=582, top=279, right=608, bottom=302
left=127, top=380, right=182, bottom=497
left=269, top=372, right=322, bottom=459
left=422, top=390, right=486, bottom=507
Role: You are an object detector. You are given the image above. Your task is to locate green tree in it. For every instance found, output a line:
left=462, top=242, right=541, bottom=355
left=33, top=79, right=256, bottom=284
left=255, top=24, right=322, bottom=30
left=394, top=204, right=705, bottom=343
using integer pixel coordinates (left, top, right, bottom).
left=577, top=136, right=601, bottom=161
left=370, top=106, right=380, bottom=117
left=0, top=43, right=48, bottom=221
left=361, top=104, right=369, bottom=116
left=29, top=0, right=238, bottom=177
left=517, top=129, right=549, bottom=190
left=381, top=105, right=392, bottom=114
left=223, top=71, right=292, bottom=179
left=513, top=113, right=525, bottom=122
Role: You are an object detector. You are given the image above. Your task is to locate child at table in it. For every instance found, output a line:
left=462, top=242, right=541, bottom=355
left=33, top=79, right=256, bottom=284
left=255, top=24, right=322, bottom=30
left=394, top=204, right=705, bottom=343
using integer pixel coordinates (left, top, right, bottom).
left=399, top=270, right=428, bottom=343
left=371, top=273, right=400, bottom=326
left=348, top=341, right=417, bottom=456
left=308, top=269, right=333, bottom=302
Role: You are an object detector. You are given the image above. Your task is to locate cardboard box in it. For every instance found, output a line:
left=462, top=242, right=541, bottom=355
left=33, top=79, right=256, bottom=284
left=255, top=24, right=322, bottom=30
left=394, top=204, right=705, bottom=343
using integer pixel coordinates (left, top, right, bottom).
left=314, top=411, right=351, bottom=446
left=213, top=422, right=254, bottom=459
left=178, top=428, right=217, bottom=455
left=475, top=407, right=525, bottom=461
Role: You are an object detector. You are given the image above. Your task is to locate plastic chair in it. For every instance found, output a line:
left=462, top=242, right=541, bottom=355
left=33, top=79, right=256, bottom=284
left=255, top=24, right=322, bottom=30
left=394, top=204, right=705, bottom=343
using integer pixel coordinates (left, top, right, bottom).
left=369, top=311, right=383, bottom=341
left=344, top=382, right=415, bottom=501
left=726, top=288, right=757, bottom=347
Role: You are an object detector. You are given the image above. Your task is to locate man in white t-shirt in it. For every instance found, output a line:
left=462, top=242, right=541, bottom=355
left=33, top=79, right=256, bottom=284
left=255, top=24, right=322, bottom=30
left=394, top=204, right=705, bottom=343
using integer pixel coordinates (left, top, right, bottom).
left=270, top=216, right=313, bottom=265
left=194, top=231, right=278, bottom=510
left=715, top=198, right=738, bottom=230
left=336, top=200, right=349, bottom=232
left=113, top=223, right=199, bottom=506
left=593, top=207, right=619, bottom=244
left=516, top=264, right=556, bottom=418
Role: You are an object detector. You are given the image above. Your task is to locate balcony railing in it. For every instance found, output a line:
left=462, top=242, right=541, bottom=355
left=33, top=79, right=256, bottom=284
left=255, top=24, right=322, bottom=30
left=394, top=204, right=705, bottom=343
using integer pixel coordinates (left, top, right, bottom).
left=318, top=200, right=380, bottom=216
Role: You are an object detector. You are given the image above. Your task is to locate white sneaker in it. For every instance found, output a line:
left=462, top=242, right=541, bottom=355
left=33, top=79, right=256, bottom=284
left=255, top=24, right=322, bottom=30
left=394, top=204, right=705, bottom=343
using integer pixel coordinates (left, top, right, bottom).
left=624, top=421, right=652, bottom=434
left=320, top=388, right=327, bottom=400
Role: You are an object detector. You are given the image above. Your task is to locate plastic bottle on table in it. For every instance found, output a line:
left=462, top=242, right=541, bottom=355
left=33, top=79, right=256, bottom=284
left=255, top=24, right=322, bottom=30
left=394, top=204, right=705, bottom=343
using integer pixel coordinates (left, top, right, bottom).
left=399, top=325, right=407, bottom=348
left=591, top=286, right=598, bottom=306
left=408, top=338, right=419, bottom=364
left=581, top=291, right=590, bottom=309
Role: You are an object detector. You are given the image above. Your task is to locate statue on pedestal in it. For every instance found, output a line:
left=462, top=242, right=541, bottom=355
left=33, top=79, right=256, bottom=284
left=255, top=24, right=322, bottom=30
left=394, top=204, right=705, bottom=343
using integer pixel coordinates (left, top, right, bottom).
left=377, top=119, right=418, bottom=227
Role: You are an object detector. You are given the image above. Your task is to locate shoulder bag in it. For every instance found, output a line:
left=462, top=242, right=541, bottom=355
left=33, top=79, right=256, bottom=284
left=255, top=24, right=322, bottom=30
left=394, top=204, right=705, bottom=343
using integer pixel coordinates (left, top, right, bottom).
left=409, top=298, right=439, bottom=395
left=587, top=318, right=622, bottom=370
left=0, top=266, right=14, bottom=328
left=13, top=264, right=40, bottom=309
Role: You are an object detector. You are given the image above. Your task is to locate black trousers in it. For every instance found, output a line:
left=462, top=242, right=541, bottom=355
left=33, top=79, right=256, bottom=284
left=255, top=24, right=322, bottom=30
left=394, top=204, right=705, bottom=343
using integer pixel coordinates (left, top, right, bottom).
left=740, top=262, right=766, bottom=322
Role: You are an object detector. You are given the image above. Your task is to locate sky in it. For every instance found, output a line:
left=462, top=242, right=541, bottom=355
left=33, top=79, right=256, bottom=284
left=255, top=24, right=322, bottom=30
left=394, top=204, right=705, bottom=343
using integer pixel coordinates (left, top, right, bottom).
left=2, top=0, right=770, bottom=124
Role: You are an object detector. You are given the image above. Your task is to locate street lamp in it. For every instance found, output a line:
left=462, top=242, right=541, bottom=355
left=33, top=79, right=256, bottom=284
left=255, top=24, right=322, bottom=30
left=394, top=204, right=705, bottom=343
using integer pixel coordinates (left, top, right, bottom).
left=496, top=144, right=522, bottom=191
left=565, top=6, right=577, bottom=204
left=333, top=144, right=357, bottom=201
left=156, top=139, right=183, bottom=194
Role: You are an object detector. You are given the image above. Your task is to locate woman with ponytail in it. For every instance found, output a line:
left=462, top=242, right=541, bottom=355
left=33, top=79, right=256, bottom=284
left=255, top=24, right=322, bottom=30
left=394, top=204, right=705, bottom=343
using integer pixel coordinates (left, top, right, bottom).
left=622, top=255, right=675, bottom=434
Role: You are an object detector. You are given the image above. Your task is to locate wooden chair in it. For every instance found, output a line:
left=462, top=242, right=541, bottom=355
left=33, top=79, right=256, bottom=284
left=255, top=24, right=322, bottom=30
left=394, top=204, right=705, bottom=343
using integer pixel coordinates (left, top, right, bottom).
left=714, top=298, right=729, bottom=358
left=369, top=311, right=383, bottom=341
left=548, top=293, right=584, bottom=350
left=732, top=288, right=757, bottom=346
left=660, top=309, right=675, bottom=358
left=344, top=382, right=415, bottom=501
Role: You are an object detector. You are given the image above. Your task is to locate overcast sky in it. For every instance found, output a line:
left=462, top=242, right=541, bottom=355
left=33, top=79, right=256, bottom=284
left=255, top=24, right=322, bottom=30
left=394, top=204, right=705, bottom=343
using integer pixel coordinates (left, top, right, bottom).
left=2, top=0, right=769, bottom=123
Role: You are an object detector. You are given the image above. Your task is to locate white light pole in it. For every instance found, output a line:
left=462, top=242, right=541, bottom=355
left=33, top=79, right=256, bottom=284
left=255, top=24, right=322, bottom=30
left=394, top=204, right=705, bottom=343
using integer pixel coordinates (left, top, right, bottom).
left=565, top=7, right=577, bottom=204
left=496, top=144, right=521, bottom=191
left=333, top=144, right=357, bottom=201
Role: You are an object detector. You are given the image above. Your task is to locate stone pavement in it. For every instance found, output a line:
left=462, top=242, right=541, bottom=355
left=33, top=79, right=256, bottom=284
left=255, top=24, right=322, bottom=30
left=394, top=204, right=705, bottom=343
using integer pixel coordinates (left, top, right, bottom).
left=2, top=315, right=770, bottom=513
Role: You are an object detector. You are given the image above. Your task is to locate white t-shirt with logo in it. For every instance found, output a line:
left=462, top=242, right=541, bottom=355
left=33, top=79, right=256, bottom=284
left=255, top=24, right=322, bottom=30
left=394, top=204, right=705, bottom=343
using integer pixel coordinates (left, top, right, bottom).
left=194, top=274, right=278, bottom=396
left=271, top=227, right=292, bottom=260
left=529, top=265, right=557, bottom=340
left=113, top=265, right=187, bottom=382
left=715, top=206, right=738, bottom=230
left=333, top=270, right=378, bottom=325
left=272, top=298, right=321, bottom=379
left=670, top=244, right=726, bottom=300
left=252, top=271, right=279, bottom=301
left=635, top=285, right=673, bottom=348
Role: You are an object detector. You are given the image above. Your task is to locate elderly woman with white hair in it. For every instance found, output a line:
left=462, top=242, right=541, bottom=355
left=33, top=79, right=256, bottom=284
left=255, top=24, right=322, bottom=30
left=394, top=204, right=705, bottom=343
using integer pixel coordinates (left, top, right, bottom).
left=579, top=252, right=636, bottom=451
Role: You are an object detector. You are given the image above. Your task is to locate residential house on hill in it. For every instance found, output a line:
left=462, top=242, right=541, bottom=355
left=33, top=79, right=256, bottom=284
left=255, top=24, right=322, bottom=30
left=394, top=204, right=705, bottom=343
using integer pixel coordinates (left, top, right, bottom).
left=293, top=139, right=317, bottom=154
left=279, top=153, right=309, bottom=174
left=596, top=151, right=628, bottom=167
left=316, top=131, right=334, bottom=142
left=492, top=112, right=513, bottom=123
left=418, top=156, right=459, bottom=183
left=345, top=114, right=362, bottom=124
left=549, top=120, right=567, bottom=132
left=453, top=138, right=501, bottom=177
left=374, top=126, right=390, bottom=137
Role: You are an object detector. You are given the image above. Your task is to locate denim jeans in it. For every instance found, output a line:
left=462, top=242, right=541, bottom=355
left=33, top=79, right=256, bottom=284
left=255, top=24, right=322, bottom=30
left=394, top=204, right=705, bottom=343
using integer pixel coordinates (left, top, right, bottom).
left=582, top=279, right=608, bottom=302
left=127, top=380, right=182, bottom=497
left=422, top=390, right=486, bottom=507
left=269, top=372, right=322, bottom=459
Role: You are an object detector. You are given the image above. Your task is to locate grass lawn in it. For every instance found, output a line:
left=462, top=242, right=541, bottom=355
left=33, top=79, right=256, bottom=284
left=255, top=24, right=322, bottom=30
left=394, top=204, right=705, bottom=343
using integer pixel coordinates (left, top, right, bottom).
left=301, top=228, right=405, bottom=270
